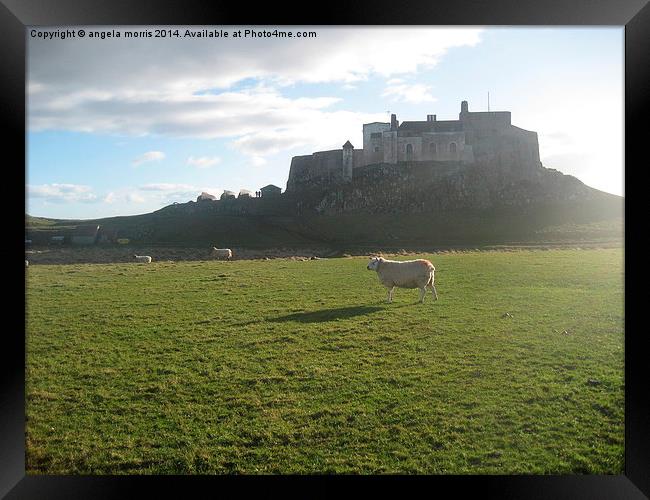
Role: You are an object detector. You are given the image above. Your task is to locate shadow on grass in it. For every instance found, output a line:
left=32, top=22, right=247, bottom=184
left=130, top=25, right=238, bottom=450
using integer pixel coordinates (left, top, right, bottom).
left=269, top=305, right=387, bottom=323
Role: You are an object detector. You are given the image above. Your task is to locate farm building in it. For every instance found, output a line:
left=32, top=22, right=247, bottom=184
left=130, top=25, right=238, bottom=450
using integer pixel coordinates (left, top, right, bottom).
left=221, top=190, right=236, bottom=200
left=71, top=225, right=100, bottom=245
left=260, top=184, right=282, bottom=197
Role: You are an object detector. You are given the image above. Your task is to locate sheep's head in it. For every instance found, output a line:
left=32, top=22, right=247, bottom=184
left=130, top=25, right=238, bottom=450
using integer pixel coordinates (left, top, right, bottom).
left=367, top=257, right=383, bottom=270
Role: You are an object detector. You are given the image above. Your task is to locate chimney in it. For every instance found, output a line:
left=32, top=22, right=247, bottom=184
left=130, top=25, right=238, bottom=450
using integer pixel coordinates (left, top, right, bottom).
left=461, top=100, right=469, bottom=114
left=390, top=113, right=398, bottom=131
left=427, top=114, right=433, bottom=122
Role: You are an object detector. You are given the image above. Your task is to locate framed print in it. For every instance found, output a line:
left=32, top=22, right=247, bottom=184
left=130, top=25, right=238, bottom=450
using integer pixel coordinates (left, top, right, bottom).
left=4, top=0, right=648, bottom=497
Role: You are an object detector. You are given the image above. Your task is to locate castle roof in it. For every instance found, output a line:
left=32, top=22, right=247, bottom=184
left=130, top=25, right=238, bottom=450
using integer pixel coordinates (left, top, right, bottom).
left=399, top=120, right=463, bottom=133
left=342, top=140, right=354, bottom=149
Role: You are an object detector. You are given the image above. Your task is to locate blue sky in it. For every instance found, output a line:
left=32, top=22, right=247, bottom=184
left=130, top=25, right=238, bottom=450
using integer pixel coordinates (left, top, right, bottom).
left=27, top=27, right=623, bottom=219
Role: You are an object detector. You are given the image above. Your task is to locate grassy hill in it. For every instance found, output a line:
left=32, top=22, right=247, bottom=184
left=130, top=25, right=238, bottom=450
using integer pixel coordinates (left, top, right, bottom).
left=26, top=193, right=623, bottom=249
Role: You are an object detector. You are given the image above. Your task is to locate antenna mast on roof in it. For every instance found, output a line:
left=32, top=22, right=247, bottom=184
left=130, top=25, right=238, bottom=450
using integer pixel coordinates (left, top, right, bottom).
left=487, top=92, right=490, bottom=112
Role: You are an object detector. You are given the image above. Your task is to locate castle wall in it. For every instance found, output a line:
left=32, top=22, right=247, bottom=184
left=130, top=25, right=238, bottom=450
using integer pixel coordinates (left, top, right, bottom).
left=367, top=134, right=384, bottom=165
left=420, top=132, right=466, bottom=161
left=397, top=136, right=423, bottom=162
left=510, top=126, right=540, bottom=164
left=383, top=131, right=398, bottom=164
left=353, top=149, right=364, bottom=168
left=286, top=155, right=314, bottom=192
left=460, top=111, right=511, bottom=130
left=382, top=131, right=467, bottom=162
left=342, top=147, right=353, bottom=182
left=468, top=126, right=540, bottom=172
left=287, top=148, right=366, bottom=192
left=286, top=150, right=343, bottom=192
left=363, top=122, right=390, bottom=165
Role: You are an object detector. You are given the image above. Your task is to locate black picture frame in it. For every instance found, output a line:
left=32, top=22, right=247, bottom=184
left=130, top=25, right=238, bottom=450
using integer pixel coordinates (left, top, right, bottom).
left=4, top=0, right=648, bottom=497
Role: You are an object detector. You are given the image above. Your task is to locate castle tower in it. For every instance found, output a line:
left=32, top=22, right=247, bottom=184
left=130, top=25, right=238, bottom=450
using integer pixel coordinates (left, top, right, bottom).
left=342, top=140, right=354, bottom=182
left=460, top=100, right=469, bottom=120
left=390, top=113, right=399, bottom=131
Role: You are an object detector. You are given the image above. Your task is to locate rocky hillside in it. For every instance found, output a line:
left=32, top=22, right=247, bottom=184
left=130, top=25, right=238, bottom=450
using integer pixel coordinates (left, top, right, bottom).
left=26, top=162, right=623, bottom=249
left=302, top=162, right=606, bottom=215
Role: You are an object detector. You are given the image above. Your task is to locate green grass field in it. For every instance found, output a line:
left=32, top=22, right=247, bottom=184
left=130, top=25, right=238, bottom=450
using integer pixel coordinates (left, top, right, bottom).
left=25, top=248, right=624, bottom=474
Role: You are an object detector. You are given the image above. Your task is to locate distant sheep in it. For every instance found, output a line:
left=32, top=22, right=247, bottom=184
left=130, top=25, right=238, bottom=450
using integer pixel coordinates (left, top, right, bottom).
left=367, top=256, right=438, bottom=303
left=133, top=255, right=152, bottom=263
left=211, top=248, right=232, bottom=260
left=25, top=260, right=29, bottom=268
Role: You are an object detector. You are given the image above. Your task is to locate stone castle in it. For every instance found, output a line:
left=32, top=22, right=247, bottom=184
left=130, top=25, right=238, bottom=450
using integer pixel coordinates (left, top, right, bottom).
left=286, top=100, right=541, bottom=192
left=157, top=97, right=596, bottom=218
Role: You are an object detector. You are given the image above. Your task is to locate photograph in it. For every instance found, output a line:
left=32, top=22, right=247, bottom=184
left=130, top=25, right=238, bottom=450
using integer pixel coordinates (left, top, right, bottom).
left=24, top=25, right=625, bottom=475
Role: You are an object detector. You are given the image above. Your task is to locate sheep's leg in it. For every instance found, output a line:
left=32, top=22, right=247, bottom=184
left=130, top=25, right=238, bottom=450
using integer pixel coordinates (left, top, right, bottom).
left=431, top=283, right=438, bottom=301
left=386, top=286, right=394, bottom=303
left=419, top=287, right=426, bottom=303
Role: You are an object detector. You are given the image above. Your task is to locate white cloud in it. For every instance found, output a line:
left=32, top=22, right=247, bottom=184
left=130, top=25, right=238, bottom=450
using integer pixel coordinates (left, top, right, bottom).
left=28, top=27, right=482, bottom=102
left=126, top=192, right=146, bottom=203
left=99, top=185, right=201, bottom=206
left=97, top=188, right=146, bottom=205
left=140, top=183, right=196, bottom=192
left=28, top=183, right=98, bottom=203
left=132, top=151, right=165, bottom=166
left=250, top=156, right=267, bottom=167
left=186, top=156, right=221, bottom=168
left=226, top=103, right=387, bottom=158
left=132, top=183, right=225, bottom=205
left=27, top=27, right=483, bottom=161
left=382, top=82, right=437, bottom=104
left=197, top=187, right=223, bottom=198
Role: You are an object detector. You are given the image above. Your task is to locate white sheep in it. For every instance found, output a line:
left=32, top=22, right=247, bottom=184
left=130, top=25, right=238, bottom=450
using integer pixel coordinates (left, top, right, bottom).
left=25, top=260, right=29, bottom=268
left=367, top=256, right=438, bottom=303
left=211, top=248, right=232, bottom=260
left=133, top=255, right=152, bottom=263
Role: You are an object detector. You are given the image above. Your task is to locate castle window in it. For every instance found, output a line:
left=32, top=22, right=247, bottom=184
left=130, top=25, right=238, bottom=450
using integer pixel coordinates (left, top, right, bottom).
left=429, top=143, right=437, bottom=156
left=405, top=143, right=413, bottom=161
left=449, top=142, right=457, bottom=154
left=374, top=147, right=380, bottom=152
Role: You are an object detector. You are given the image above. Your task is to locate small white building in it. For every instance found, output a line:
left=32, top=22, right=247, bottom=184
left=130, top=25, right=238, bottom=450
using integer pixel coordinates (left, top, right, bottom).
left=197, top=191, right=217, bottom=202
